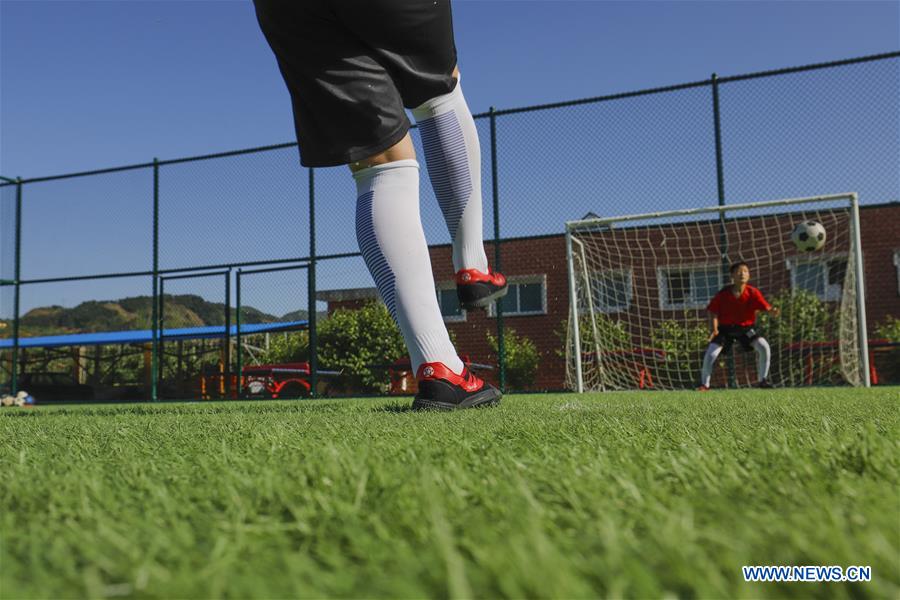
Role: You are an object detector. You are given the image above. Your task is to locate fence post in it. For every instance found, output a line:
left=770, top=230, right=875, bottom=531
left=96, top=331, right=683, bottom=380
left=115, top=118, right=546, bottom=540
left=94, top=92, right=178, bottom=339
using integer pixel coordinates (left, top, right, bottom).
left=308, top=167, right=318, bottom=398
left=11, top=178, right=22, bottom=395
left=158, top=276, right=165, bottom=388
left=151, top=159, right=160, bottom=402
left=711, top=74, right=737, bottom=389
left=236, top=269, right=242, bottom=398
left=490, top=107, right=506, bottom=392
left=224, top=268, right=232, bottom=398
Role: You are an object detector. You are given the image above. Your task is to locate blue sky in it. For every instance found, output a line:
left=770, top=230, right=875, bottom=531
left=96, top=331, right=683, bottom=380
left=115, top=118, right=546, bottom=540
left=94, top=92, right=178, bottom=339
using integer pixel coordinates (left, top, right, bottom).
left=2, top=0, right=898, bottom=177
left=1, top=1, right=898, bottom=319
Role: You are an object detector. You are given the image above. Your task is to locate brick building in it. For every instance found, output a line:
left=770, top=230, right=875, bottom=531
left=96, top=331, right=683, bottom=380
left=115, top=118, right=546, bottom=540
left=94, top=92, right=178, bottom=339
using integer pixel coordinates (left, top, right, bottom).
left=318, top=202, right=900, bottom=390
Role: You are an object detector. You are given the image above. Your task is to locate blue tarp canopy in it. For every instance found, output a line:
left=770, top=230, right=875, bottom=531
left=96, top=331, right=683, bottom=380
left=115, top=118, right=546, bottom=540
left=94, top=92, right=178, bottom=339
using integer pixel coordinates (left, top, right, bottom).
left=0, top=320, right=308, bottom=349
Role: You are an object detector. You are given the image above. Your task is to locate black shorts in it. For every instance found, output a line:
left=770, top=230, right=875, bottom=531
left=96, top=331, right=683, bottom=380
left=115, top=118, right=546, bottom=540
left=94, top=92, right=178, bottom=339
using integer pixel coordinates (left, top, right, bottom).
left=711, top=325, right=761, bottom=353
left=254, top=0, right=458, bottom=167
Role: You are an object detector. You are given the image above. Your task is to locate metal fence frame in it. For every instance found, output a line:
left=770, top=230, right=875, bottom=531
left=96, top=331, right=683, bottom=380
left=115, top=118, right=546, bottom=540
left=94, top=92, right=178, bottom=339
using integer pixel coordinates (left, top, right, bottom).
left=1, top=50, right=897, bottom=399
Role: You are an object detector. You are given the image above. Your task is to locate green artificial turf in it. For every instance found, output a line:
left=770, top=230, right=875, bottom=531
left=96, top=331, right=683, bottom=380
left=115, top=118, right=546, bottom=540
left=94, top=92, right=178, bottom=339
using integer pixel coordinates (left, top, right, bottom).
left=1, top=387, right=898, bottom=599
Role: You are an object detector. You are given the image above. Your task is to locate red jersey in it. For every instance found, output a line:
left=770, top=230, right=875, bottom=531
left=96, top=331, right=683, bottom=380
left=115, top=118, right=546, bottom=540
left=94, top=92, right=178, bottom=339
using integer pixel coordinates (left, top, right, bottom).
left=707, top=284, right=771, bottom=326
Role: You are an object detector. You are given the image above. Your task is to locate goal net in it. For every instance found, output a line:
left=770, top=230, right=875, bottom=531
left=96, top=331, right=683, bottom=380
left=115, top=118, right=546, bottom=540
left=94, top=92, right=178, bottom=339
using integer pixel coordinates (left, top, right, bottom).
left=565, top=194, right=869, bottom=391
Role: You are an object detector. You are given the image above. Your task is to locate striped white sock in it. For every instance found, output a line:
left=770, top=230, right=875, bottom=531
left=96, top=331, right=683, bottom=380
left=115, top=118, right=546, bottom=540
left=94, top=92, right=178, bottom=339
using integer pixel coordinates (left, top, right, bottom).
left=412, top=77, right=489, bottom=274
left=354, top=160, right=464, bottom=375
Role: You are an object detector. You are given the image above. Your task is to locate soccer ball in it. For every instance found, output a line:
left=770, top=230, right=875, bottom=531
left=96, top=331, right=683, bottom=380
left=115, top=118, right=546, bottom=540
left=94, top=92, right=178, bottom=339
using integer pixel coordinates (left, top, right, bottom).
left=791, top=220, right=826, bottom=252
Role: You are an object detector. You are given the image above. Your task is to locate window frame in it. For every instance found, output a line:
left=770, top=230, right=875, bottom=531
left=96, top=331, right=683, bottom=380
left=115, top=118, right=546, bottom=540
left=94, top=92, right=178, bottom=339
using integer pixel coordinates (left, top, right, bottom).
left=488, top=274, right=547, bottom=318
left=656, top=263, right=723, bottom=310
left=894, top=249, right=900, bottom=296
left=786, top=253, right=848, bottom=302
left=588, top=268, right=634, bottom=314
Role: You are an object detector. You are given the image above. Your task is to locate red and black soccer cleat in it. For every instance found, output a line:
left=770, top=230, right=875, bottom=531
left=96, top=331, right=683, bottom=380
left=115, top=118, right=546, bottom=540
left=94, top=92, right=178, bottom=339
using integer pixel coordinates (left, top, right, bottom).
left=697, top=385, right=710, bottom=392
left=412, top=362, right=502, bottom=411
left=455, top=268, right=508, bottom=310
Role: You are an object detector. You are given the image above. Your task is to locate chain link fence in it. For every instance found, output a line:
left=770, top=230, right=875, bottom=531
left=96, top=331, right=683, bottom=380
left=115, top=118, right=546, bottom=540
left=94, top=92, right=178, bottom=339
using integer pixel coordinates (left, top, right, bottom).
left=1, top=51, right=897, bottom=400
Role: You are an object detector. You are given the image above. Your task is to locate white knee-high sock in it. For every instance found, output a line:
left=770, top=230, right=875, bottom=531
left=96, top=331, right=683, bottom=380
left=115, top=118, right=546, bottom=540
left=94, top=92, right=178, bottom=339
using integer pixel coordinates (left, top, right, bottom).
left=752, top=337, right=771, bottom=382
left=701, top=343, right=724, bottom=387
left=412, top=77, right=489, bottom=274
left=354, top=160, right=464, bottom=375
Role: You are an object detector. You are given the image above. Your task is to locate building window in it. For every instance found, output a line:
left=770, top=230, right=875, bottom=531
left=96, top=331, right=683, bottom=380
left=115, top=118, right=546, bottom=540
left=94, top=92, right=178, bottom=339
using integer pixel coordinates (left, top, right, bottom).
left=894, top=250, right=900, bottom=296
left=488, top=275, right=546, bottom=317
left=590, top=269, right=633, bottom=313
left=657, top=264, right=722, bottom=310
left=436, top=285, right=466, bottom=322
left=788, top=255, right=848, bottom=302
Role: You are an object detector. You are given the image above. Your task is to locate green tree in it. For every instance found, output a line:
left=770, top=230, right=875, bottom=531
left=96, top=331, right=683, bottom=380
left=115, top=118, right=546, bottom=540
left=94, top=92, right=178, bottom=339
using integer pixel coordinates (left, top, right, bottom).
left=317, top=302, right=406, bottom=394
left=488, top=328, right=540, bottom=390
left=256, top=330, right=310, bottom=364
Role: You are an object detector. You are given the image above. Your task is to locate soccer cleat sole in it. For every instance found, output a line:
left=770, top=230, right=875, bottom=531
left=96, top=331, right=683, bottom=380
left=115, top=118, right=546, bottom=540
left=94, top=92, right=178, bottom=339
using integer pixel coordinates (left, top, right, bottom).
left=458, top=283, right=509, bottom=310
left=412, top=387, right=502, bottom=411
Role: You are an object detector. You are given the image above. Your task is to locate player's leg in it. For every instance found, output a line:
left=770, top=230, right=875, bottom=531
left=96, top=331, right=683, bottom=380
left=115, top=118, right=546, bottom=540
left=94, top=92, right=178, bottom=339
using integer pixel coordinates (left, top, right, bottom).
left=350, top=138, right=455, bottom=374
left=352, top=138, right=500, bottom=410
left=751, top=337, right=772, bottom=387
left=254, top=1, right=499, bottom=409
left=335, top=1, right=507, bottom=311
left=411, top=67, right=486, bottom=273
left=699, top=342, right=724, bottom=390
left=411, top=68, right=507, bottom=310
left=348, top=133, right=416, bottom=171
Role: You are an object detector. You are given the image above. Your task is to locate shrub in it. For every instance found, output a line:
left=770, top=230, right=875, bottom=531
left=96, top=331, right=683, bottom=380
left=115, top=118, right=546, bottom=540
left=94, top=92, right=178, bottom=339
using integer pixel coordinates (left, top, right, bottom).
left=650, top=319, right=709, bottom=387
left=756, top=288, right=829, bottom=347
left=756, top=289, right=839, bottom=385
left=317, top=302, right=406, bottom=393
left=874, top=315, right=900, bottom=342
left=873, top=316, right=900, bottom=384
left=555, top=313, right=631, bottom=358
left=488, top=328, right=540, bottom=390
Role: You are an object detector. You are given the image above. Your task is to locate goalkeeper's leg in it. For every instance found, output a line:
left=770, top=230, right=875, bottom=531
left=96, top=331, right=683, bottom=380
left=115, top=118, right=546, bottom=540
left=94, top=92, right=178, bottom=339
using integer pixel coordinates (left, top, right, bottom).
left=752, top=337, right=772, bottom=386
left=700, top=342, right=724, bottom=389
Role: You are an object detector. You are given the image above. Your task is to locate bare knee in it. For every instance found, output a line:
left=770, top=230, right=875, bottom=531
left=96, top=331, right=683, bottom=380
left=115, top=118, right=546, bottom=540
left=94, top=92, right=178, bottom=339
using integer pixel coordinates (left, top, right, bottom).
left=348, top=133, right=416, bottom=173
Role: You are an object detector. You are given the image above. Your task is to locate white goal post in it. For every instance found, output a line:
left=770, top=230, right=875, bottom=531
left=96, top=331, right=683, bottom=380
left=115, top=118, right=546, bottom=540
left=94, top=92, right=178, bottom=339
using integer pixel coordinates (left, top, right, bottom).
left=566, top=193, right=870, bottom=392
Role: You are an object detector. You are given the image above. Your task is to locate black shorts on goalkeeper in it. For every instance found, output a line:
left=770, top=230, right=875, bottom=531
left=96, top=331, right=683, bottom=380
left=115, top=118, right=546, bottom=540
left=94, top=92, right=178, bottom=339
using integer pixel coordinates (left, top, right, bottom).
left=711, top=325, right=762, bottom=353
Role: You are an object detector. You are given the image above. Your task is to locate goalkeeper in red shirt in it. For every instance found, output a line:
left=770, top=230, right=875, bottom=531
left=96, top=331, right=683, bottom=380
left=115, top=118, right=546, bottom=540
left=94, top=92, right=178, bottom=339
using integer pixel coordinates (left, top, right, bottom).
left=699, top=262, right=780, bottom=390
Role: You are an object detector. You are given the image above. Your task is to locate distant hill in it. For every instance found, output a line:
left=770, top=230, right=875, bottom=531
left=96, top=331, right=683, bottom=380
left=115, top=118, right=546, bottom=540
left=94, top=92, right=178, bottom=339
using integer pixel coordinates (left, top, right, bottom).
left=0, top=294, right=311, bottom=338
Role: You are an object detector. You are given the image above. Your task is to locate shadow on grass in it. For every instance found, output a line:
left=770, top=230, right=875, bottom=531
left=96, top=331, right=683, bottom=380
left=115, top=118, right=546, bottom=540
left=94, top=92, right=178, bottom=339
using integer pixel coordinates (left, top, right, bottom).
left=373, top=402, right=415, bottom=413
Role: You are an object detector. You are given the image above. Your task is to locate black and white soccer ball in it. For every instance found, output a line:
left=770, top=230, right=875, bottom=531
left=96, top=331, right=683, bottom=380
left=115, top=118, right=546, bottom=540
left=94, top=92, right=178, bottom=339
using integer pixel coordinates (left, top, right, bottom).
left=791, top=220, right=826, bottom=252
